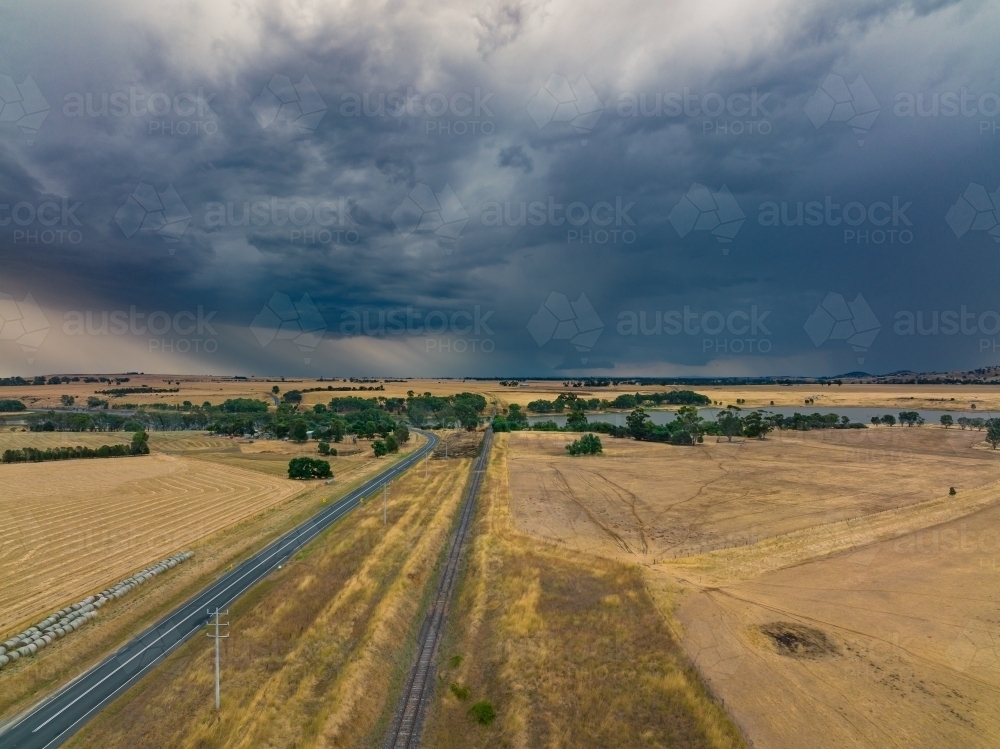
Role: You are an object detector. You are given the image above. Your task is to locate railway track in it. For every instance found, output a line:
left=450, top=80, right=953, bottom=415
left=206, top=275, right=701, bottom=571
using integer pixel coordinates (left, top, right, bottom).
left=383, top=426, right=493, bottom=749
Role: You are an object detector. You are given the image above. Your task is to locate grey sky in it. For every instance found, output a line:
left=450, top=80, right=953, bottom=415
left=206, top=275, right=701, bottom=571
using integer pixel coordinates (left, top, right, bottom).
left=1, top=0, right=998, bottom=376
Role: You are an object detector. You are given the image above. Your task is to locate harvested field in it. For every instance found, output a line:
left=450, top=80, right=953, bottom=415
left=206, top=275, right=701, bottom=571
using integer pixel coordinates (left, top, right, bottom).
left=423, top=433, right=744, bottom=749
left=506, top=428, right=1000, bottom=560
left=67, top=449, right=472, bottom=749
left=0, top=436, right=422, bottom=722
left=0, top=431, right=138, bottom=451
left=0, top=453, right=306, bottom=635
left=505, top=428, right=1000, bottom=748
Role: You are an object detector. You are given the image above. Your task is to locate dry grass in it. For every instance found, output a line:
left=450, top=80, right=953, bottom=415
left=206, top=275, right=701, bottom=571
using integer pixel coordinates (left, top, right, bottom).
left=506, top=428, right=999, bottom=561
left=421, top=434, right=746, bottom=749
left=503, top=428, right=1000, bottom=748
left=66, top=450, right=470, bottom=749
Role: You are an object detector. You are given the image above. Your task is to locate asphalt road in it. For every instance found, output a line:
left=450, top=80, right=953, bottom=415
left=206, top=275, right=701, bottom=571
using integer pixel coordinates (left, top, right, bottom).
left=0, top=430, right=438, bottom=749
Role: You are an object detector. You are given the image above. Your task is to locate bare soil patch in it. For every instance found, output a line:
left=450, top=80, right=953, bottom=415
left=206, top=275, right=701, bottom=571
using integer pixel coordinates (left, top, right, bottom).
left=758, top=622, right=838, bottom=659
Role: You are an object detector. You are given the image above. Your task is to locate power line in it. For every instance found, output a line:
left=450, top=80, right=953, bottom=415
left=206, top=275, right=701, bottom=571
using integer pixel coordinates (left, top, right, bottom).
left=205, top=608, right=229, bottom=711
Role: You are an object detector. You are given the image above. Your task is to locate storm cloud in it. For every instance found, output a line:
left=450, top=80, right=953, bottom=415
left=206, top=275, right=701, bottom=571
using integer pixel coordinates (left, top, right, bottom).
left=1, top=0, right=998, bottom=376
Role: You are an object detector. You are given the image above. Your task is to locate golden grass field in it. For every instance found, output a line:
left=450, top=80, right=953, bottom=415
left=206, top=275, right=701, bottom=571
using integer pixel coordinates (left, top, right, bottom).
left=503, top=428, right=1000, bottom=748
left=422, top=434, right=746, bottom=749
left=67, top=448, right=469, bottom=749
left=0, top=430, right=422, bottom=723
left=5, top=375, right=1000, bottom=413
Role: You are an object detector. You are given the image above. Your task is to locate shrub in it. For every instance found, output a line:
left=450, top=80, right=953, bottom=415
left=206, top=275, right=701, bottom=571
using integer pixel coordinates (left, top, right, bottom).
left=318, top=441, right=337, bottom=456
left=0, top=399, right=26, bottom=412
left=450, top=683, right=470, bottom=700
left=287, top=457, right=332, bottom=479
left=468, top=700, right=496, bottom=725
left=566, top=433, right=603, bottom=455
left=950, top=487, right=957, bottom=495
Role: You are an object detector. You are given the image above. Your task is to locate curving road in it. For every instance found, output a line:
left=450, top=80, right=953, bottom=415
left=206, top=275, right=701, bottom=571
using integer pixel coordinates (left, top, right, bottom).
left=0, top=430, right=438, bottom=749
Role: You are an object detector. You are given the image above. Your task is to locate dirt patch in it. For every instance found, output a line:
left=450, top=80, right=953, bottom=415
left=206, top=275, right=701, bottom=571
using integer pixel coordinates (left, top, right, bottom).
left=432, top=430, right=484, bottom=459
left=758, top=622, right=838, bottom=659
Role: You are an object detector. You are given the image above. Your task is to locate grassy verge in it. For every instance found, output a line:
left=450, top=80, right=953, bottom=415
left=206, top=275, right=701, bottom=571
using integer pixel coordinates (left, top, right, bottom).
left=421, top=433, right=747, bottom=749
left=65, top=449, right=470, bottom=749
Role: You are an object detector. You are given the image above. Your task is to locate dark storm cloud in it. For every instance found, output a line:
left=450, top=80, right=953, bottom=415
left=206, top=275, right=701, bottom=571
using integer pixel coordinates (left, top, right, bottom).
left=0, top=0, right=998, bottom=376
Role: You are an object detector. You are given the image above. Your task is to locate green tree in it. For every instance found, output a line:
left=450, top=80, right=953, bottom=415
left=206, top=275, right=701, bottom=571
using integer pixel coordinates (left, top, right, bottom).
left=742, top=411, right=773, bottom=440
left=318, top=441, right=331, bottom=455
left=491, top=415, right=509, bottom=432
left=626, top=407, right=652, bottom=440
left=987, top=419, right=1000, bottom=449
left=880, top=414, right=896, bottom=427
left=566, top=409, right=588, bottom=431
left=60, top=394, right=75, bottom=406
left=287, top=457, right=332, bottom=479
left=372, top=439, right=388, bottom=457
left=455, top=403, right=480, bottom=430
left=272, top=385, right=280, bottom=394
left=940, top=414, right=953, bottom=428
left=566, top=433, right=603, bottom=455
left=290, top=420, right=309, bottom=442
left=385, top=434, right=399, bottom=453
left=393, top=423, right=410, bottom=444
left=716, top=407, right=743, bottom=442
left=506, top=404, right=528, bottom=430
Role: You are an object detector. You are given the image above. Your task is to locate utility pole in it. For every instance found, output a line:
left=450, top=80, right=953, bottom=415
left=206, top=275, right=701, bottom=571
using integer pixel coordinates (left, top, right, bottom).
left=206, top=608, right=229, bottom=710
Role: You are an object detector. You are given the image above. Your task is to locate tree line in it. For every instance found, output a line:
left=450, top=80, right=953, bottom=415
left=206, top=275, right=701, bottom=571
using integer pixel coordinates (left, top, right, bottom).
left=2, top=432, right=150, bottom=463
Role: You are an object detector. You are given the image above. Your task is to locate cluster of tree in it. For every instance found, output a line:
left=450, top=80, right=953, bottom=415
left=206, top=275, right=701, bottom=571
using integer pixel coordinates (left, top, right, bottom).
left=526, top=389, right=711, bottom=414
left=764, top=412, right=866, bottom=431
left=491, top=404, right=529, bottom=432
left=0, top=399, right=26, bottom=412
left=287, top=457, right=332, bottom=479
left=566, top=433, right=603, bottom=455
left=871, top=412, right=925, bottom=427
left=317, top=442, right=338, bottom=456
left=372, top=434, right=401, bottom=457
left=2, top=431, right=149, bottom=463
left=527, top=392, right=602, bottom=413
left=1, top=376, right=131, bottom=387
left=94, top=386, right=179, bottom=396
left=405, top=392, right=486, bottom=429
